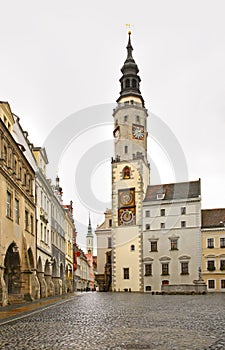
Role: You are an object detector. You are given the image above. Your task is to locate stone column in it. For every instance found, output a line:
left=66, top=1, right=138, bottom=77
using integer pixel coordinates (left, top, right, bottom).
left=37, top=271, right=48, bottom=298
left=0, top=266, right=8, bottom=306
left=52, top=277, right=62, bottom=295
left=44, top=274, right=55, bottom=296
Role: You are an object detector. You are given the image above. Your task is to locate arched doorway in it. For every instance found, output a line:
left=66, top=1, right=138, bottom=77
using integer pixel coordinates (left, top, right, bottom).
left=4, top=242, right=21, bottom=295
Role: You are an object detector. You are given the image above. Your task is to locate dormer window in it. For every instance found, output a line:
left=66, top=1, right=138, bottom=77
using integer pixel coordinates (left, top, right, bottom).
left=157, top=193, right=165, bottom=200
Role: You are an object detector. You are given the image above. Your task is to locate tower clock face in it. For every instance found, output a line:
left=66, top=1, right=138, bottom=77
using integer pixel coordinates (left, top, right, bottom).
left=132, top=124, right=144, bottom=140
left=118, top=188, right=135, bottom=207
left=119, top=208, right=135, bottom=225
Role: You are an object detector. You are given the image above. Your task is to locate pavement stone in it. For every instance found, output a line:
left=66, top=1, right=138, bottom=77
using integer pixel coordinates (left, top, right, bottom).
left=0, top=292, right=225, bottom=349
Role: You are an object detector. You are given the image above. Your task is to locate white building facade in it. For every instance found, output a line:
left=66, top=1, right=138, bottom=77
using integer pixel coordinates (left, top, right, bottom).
left=143, top=180, right=202, bottom=292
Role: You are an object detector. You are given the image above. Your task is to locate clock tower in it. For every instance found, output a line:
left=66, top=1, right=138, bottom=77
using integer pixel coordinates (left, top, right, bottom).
left=112, top=32, right=150, bottom=292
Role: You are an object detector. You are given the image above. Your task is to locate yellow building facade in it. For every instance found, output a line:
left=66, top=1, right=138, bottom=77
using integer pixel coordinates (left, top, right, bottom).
left=202, top=209, right=225, bottom=292
left=0, top=102, right=39, bottom=306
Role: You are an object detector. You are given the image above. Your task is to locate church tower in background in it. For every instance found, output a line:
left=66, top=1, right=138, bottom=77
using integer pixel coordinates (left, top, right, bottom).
left=111, top=31, right=150, bottom=292
left=86, top=213, right=94, bottom=255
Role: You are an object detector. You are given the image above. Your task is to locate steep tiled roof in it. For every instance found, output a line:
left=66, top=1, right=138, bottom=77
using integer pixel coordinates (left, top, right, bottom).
left=202, top=209, right=225, bottom=228
left=144, top=179, right=201, bottom=202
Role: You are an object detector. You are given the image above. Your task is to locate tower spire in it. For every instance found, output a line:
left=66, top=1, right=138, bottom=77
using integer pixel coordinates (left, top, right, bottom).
left=87, top=212, right=93, bottom=237
left=117, top=31, right=144, bottom=106
left=86, top=212, right=94, bottom=255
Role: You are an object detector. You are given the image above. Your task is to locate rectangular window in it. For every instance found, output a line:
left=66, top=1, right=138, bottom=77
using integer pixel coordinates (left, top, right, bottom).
left=162, top=263, right=169, bottom=275
left=207, top=260, right=215, bottom=271
left=181, top=221, right=186, bottom=228
left=208, top=280, right=215, bottom=289
left=136, top=115, right=140, bottom=123
left=145, top=210, right=150, bottom=217
left=145, top=224, right=150, bottom=230
left=124, top=146, right=128, bottom=154
left=108, top=237, right=112, bottom=249
left=6, top=191, right=12, bottom=218
left=181, top=207, right=186, bottom=215
left=124, top=115, right=128, bottom=122
left=161, top=209, right=165, bottom=216
left=220, top=238, right=225, bottom=248
left=207, top=238, right=214, bottom=248
left=15, top=198, right=19, bottom=224
left=221, top=280, right=225, bottom=289
left=25, top=210, right=29, bottom=230
left=161, top=222, right=165, bottom=229
left=145, top=264, right=152, bottom=276
left=181, top=262, right=189, bottom=275
left=30, top=215, right=33, bottom=234
left=170, top=239, right=178, bottom=250
left=123, top=268, right=129, bottom=279
left=41, top=223, right=43, bottom=240
left=109, top=219, right=112, bottom=227
left=150, top=241, right=157, bottom=252
left=220, top=260, right=225, bottom=271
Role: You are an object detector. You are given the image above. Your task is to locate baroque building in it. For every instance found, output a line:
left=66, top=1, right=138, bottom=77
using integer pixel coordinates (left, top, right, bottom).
left=111, top=32, right=150, bottom=292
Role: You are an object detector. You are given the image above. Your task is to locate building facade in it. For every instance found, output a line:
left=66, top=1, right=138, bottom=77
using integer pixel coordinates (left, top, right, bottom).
left=95, top=209, right=112, bottom=291
left=202, top=209, right=225, bottom=292
left=142, top=180, right=202, bottom=292
left=111, top=32, right=150, bottom=292
left=0, top=102, right=39, bottom=306
left=33, top=147, right=54, bottom=298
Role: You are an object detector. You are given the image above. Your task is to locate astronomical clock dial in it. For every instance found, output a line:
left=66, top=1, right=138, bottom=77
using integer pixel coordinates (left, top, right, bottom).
left=118, top=188, right=135, bottom=207
left=120, top=209, right=135, bottom=225
left=132, top=124, right=144, bottom=140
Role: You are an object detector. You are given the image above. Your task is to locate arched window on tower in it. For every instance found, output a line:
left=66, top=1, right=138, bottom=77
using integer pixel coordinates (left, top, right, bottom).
left=132, top=79, right=137, bottom=88
left=125, top=79, right=130, bottom=88
left=123, top=166, right=131, bottom=179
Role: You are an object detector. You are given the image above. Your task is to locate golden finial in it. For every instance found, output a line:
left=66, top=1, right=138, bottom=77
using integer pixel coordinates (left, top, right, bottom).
left=125, top=23, right=132, bottom=34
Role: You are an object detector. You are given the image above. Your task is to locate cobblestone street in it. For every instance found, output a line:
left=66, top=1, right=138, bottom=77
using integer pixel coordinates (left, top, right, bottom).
left=0, top=293, right=225, bottom=350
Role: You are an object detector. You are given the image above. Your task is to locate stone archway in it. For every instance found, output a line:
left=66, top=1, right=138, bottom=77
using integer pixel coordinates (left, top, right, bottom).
left=27, top=248, right=40, bottom=300
left=52, top=259, right=62, bottom=295
left=60, top=263, right=66, bottom=294
left=4, top=242, right=22, bottom=303
left=37, top=257, right=47, bottom=298
left=65, top=264, right=73, bottom=293
left=44, top=259, right=54, bottom=297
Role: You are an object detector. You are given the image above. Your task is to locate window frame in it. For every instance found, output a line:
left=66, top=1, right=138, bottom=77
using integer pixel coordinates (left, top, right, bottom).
left=181, top=261, right=189, bottom=275
left=123, top=267, right=129, bottom=280
left=207, top=238, right=214, bottom=249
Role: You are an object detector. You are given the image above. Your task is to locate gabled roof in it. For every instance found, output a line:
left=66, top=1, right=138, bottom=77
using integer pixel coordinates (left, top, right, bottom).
left=144, top=179, right=201, bottom=202
left=202, top=209, right=225, bottom=228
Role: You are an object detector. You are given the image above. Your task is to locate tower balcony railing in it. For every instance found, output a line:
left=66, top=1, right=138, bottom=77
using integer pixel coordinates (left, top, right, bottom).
left=113, top=100, right=143, bottom=113
left=111, top=152, right=146, bottom=164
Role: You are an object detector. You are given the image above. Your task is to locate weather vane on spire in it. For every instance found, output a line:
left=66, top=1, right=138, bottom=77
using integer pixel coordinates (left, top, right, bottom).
left=125, top=23, right=132, bottom=34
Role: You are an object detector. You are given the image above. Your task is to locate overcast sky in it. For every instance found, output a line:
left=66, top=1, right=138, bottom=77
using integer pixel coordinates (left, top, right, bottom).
left=1, top=1, right=225, bottom=250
